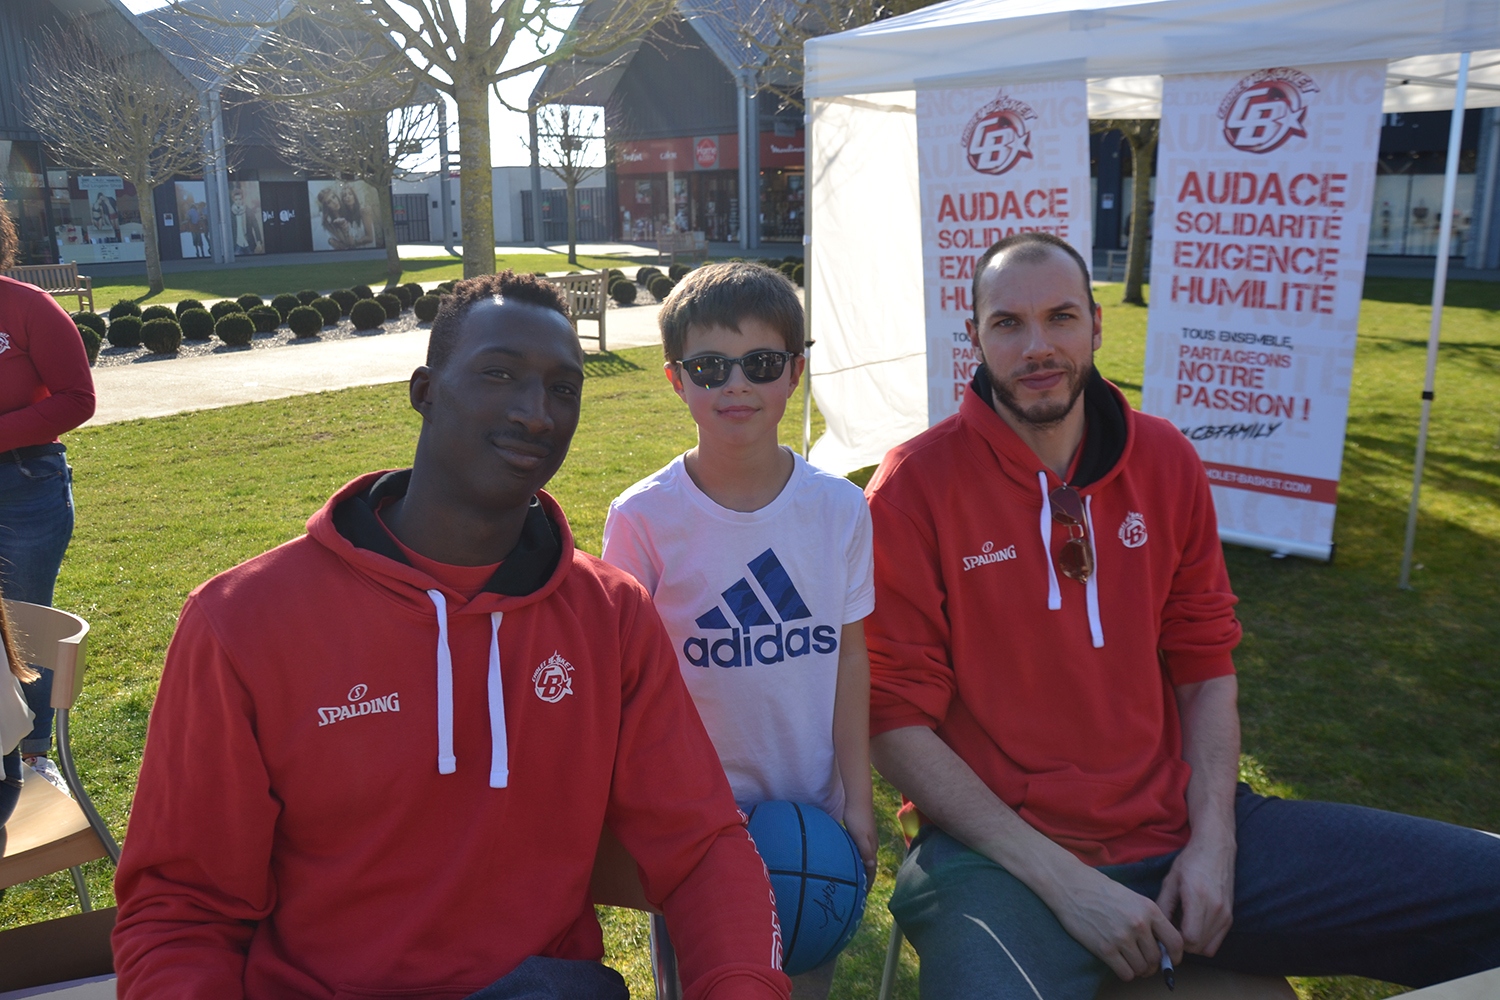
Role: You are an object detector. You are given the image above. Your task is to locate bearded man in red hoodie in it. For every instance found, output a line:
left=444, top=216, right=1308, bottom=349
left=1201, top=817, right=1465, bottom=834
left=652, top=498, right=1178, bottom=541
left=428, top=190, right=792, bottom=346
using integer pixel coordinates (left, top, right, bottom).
left=113, top=272, right=790, bottom=1000
left=865, top=233, right=1500, bottom=1000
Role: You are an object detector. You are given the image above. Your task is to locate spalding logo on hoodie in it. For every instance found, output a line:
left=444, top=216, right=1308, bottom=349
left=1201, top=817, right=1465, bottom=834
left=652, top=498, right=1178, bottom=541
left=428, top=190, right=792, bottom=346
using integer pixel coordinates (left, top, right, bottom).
left=682, top=548, right=838, bottom=669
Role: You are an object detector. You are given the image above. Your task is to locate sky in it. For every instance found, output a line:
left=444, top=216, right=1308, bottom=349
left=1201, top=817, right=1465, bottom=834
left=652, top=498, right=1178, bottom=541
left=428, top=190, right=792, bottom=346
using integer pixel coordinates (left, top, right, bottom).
left=119, top=0, right=558, bottom=171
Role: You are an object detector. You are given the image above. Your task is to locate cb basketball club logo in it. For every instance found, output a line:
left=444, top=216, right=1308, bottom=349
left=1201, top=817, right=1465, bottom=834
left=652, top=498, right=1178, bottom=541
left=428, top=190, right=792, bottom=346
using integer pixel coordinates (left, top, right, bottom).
left=1219, top=68, right=1319, bottom=155
left=962, top=91, right=1037, bottom=176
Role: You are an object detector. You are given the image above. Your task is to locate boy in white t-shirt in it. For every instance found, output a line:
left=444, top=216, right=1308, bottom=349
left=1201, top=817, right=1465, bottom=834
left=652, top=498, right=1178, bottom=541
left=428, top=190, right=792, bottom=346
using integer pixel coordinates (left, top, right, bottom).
left=602, top=262, right=877, bottom=997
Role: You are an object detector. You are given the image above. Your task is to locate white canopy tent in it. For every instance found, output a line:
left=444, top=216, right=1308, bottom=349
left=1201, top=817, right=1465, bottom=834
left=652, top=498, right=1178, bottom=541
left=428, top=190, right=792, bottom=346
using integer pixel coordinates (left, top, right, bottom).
left=802, top=0, right=1500, bottom=478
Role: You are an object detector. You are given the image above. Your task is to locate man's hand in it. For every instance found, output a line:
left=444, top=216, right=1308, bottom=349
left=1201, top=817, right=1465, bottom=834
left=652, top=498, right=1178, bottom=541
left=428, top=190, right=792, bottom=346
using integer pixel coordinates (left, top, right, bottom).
left=1156, top=830, right=1235, bottom=955
left=843, top=799, right=879, bottom=882
left=1045, top=864, right=1183, bottom=980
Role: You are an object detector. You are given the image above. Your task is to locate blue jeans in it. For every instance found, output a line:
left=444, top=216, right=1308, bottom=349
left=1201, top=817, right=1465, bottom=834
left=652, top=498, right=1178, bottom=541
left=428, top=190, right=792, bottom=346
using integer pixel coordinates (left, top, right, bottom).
left=890, top=784, right=1500, bottom=999
left=0, top=446, right=75, bottom=754
left=0, top=747, right=21, bottom=827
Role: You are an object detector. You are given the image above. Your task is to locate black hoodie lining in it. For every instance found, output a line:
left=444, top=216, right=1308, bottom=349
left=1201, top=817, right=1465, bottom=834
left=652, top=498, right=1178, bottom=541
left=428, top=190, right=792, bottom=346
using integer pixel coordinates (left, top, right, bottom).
left=970, top=366, right=1127, bottom=489
left=331, top=469, right=562, bottom=596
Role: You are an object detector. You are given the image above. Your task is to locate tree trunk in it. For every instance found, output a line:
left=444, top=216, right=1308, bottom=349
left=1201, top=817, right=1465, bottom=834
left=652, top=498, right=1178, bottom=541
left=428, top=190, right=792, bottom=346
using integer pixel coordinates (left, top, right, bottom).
left=454, top=75, right=495, bottom=278
left=566, top=177, right=578, bottom=265
left=1123, top=130, right=1157, bottom=306
left=378, top=179, right=402, bottom=286
left=139, top=179, right=164, bottom=295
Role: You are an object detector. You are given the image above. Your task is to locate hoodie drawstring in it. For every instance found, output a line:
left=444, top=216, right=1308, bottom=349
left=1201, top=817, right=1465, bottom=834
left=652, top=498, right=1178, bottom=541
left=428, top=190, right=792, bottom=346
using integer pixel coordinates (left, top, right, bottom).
left=1037, top=473, right=1105, bottom=649
left=427, top=591, right=509, bottom=787
left=1037, top=472, right=1062, bottom=611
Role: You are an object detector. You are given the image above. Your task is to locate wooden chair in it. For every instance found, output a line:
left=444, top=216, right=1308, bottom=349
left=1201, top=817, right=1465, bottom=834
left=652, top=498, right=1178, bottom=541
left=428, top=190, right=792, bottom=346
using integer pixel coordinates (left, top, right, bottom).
left=0, top=907, right=115, bottom=997
left=549, top=271, right=608, bottom=352
left=591, top=826, right=682, bottom=1000
left=0, top=602, right=119, bottom=913
left=1, top=264, right=94, bottom=313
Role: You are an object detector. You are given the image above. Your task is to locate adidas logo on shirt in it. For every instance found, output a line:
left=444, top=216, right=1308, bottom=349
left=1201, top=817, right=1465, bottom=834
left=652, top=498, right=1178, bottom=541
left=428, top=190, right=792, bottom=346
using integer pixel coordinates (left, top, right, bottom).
left=683, top=548, right=839, bottom=668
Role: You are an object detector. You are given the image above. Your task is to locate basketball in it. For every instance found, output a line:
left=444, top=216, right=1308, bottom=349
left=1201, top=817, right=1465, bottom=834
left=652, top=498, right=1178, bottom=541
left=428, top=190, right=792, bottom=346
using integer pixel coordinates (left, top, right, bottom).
left=745, top=800, right=868, bottom=976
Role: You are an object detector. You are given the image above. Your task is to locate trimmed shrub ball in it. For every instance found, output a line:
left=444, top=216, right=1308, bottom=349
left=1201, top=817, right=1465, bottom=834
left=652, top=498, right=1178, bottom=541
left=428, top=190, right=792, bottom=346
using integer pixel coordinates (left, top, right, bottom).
left=295, top=288, right=320, bottom=305
left=413, top=294, right=441, bottom=322
left=401, top=281, right=423, bottom=303
left=778, top=261, right=797, bottom=277
left=108, top=300, right=142, bottom=321
left=352, top=284, right=374, bottom=300
left=288, top=306, right=324, bottom=337
left=386, top=284, right=415, bottom=308
left=74, top=322, right=101, bottom=365
left=607, top=268, right=624, bottom=281
left=141, top=304, right=175, bottom=323
left=210, top=300, right=245, bottom=320
left=609, top=280, right=637, bottom=305
left=179, top=308, right=216, bottom=340
left=329, top=289, right=357, bottom=315
left=436, top=280, right=457, bottom=293
left=174, top=298, right=205, bottom=317
left=310, top=297, right=341, bottom=326
left=248, top=306, right=281, bottom=334
left=71, top=311, right=106, bottom=338
left=375, top=292, right=402, bottom=319
left=792, top=263, right=805, bottom=287
left=272, top=293, right=302, bottom=321
left=236, top=293, right=264, bottom=311
left=635, top=266, right=661, bottom=285
left=648, top=275, right=675, bottom=302
left=215, top=312, right=254, bottom=346
left=141, top=317, right=184, bottom=354
left=107, top=315, right=142, bottom=348
left=350, top=298, right=386, bottom=331
left=668, top=263, right=689, bottom=282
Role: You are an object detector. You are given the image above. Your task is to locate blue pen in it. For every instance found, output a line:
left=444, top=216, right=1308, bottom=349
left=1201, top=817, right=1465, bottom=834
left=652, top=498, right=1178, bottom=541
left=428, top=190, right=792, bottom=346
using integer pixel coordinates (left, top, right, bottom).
left=1158, top=941, right=1176, bottom=991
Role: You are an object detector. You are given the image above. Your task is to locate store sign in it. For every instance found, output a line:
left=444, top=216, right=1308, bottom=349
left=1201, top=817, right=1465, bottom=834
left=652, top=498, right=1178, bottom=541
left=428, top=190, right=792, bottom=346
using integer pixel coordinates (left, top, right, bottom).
left=695, top=137, right=719, bottom=169
left=1140, top=61, right=1385, bottom=560
left=916, top=79, right=1092, bottom=424
left=760, top=131, right=805, bottom=168
left=77, top=175, right=125, bottom=192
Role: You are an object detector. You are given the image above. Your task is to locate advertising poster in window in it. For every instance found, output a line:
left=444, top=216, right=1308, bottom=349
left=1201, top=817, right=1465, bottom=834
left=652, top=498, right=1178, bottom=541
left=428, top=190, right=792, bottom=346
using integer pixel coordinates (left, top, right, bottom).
left=229, top=181, right=264, bottom=255
left=175, top=181, right=212, bottom=259
left=1140, top=61, right=1386, bottom=559
left=57, top=175, right=146, bottom=263
left=916, top=79, right=1093, bottom=425
left=308, top=180, right=384, bottom=251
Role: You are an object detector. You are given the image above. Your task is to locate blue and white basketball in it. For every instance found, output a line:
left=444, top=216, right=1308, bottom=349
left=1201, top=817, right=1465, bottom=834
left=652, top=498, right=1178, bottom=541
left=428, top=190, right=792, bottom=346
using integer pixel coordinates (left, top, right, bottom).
left=745, top=800, right=868, bottom=976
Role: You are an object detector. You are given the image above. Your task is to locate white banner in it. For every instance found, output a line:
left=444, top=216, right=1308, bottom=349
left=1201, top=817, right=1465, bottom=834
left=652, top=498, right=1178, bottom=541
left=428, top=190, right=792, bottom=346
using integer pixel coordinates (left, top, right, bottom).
left=1141, top=61, right=1386, bottom=560
left=917, top=79, right=1092, bottom=425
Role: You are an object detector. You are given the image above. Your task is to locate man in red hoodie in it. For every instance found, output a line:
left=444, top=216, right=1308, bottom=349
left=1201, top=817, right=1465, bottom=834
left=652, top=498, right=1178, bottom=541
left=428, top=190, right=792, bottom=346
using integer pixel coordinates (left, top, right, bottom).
left=113, top=272, right=790, bottom=1000
left=865, top=233, right=1500, bottom=1000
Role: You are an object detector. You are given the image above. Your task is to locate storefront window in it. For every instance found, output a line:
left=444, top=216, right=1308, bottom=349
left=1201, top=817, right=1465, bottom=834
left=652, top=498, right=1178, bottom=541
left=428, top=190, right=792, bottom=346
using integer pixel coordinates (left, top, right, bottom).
left=1, top=141, right=54, bottom=264
left=51, top=172, right=146, bottom=264
left=760, top=168, right=804, bottom=242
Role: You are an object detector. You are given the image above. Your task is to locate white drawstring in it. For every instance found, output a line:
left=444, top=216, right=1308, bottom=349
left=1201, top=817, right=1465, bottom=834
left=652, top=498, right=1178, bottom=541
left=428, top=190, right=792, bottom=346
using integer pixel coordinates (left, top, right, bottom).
left=428, top=590, right=457, bottom=775
left=487, top=612, right=508, bottom=788
left=1037, top=471, right=1061, bottom=611
left=1083, top=497, right=1104, bottom=649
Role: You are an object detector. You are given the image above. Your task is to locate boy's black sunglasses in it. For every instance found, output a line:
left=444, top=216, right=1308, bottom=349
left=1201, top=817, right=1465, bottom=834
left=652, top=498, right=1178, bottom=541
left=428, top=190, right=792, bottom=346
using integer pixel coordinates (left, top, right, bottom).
left=675, top=350, right=798, bottom=389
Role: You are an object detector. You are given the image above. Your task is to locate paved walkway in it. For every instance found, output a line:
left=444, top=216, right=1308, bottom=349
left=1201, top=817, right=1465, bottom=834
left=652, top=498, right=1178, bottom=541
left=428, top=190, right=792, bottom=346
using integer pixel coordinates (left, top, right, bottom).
left=85, top=302, right=665, bottom=427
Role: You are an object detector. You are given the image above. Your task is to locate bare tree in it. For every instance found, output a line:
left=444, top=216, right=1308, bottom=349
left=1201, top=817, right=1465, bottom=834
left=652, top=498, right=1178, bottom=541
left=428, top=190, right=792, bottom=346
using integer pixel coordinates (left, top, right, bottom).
left=1091, top=119, right=1158, bottom=306
left=26, top=20, right=206, bottom=295
left=529, top=105, right=602, bottom=265
left=217, top=0, right=675, bottom=278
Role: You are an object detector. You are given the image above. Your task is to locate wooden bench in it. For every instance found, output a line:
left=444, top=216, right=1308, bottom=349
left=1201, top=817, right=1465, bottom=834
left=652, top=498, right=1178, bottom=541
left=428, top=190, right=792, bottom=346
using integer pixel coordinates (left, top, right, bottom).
left=656, top=230, right=708, bottom=266
left=2, top=264, right=94, bottom=313
left=548, top=271, right=608, bottom=352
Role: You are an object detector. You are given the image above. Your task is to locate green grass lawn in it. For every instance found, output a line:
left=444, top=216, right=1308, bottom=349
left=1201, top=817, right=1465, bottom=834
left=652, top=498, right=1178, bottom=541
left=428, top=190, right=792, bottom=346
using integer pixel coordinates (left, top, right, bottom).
left=2, top=277, right=1496, bottom=1000
left=86, top=253, right=639, bottom=310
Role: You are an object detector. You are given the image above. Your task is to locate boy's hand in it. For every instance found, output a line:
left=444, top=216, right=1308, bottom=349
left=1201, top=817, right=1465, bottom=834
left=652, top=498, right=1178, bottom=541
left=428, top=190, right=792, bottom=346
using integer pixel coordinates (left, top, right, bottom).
left=844, top=800, right=879, bottom=882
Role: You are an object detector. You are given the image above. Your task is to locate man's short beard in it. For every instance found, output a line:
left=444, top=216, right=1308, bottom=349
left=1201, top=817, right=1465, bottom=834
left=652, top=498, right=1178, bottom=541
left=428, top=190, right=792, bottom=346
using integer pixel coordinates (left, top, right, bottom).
left=989, top=358, right=1092, bottom=428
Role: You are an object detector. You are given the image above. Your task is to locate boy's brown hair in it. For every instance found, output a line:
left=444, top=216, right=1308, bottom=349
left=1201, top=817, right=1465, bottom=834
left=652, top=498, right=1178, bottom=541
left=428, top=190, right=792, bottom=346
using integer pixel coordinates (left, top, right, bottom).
left=658, top=262, right=804, bottom=362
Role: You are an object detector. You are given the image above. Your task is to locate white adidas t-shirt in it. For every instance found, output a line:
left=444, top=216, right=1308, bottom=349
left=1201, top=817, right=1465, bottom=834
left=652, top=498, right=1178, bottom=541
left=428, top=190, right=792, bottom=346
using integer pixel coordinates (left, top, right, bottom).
left=602, top=452, right=875, bottom=820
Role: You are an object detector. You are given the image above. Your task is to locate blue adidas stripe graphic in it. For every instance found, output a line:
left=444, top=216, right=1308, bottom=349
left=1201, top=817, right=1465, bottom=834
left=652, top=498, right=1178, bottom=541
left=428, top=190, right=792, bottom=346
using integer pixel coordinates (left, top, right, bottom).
left=748, top=549, right=812, bottom=621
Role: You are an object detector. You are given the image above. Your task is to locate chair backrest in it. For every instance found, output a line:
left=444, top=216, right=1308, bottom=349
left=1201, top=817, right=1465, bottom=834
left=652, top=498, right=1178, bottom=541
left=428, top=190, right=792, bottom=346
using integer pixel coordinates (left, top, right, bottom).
left=550, top=271, right=607, bottom=324
left=4, top=602, right=89, bottom=711
left=590, top=824, right=660, bottom=915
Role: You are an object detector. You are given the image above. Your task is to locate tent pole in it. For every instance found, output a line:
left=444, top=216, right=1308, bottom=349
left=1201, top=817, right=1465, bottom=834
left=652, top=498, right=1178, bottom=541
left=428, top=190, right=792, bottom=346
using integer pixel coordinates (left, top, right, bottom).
left=1398, top=51, right=1470, bottom=590
left=803, top=106, right=814, bottom=459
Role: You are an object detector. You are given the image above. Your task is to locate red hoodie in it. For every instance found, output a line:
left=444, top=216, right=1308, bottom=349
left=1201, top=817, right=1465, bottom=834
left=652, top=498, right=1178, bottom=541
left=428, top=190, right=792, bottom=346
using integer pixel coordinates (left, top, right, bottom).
left=114, top=471, right=789, bottom=1000
left=865, top=374, right=1241, bottom=866
left=0, top=275, right=95, bottom=451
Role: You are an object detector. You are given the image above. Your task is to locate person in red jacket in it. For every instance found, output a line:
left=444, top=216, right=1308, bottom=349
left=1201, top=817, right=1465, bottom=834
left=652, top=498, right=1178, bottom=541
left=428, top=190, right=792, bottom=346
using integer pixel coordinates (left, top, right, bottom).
left=113, top=272, right=790, bottom=1000
left=865, top=233, right=1500, bottom=1000
left=0, top=201, right=96, bottom=797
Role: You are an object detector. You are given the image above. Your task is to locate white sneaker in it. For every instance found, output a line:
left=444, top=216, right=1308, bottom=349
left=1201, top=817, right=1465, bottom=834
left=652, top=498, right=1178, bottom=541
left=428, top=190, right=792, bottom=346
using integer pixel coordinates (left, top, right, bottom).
left=23, top=755, right=71, bottom=797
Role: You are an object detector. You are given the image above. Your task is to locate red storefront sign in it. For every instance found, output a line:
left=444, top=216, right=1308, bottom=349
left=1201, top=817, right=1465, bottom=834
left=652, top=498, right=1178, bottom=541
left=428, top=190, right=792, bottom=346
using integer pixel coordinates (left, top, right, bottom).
left=761, top=131, right=805, bottom=169
left=617, top=134, right=739, bottom=174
